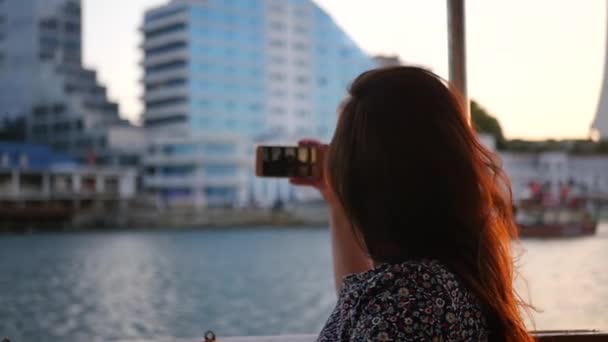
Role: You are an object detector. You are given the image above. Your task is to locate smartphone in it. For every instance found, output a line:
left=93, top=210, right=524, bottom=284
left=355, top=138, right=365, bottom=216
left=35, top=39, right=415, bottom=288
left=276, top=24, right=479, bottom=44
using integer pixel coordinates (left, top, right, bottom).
left=255, top=145, right=318, bottom=178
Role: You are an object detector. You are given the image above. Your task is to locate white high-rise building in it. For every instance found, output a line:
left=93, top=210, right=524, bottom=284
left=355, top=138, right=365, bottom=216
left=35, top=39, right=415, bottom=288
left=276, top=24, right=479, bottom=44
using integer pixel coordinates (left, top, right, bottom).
left=141, top=0, right=376, bottom=207
left=592, top=3, right=608, bottom=140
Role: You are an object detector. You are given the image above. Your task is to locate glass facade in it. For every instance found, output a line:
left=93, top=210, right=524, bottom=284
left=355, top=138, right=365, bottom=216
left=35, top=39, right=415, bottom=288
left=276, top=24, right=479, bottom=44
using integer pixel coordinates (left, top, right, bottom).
left=0, top=0, right=138, bottom=165
left=143, top=0, right=377, bottom=207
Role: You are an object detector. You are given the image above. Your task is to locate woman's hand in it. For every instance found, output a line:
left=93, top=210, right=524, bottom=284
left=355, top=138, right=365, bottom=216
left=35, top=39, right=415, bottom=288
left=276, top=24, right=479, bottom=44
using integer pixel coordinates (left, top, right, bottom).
left=289, top=139, right=337, bottom=206
left=290, top=139, right=373, bottom=292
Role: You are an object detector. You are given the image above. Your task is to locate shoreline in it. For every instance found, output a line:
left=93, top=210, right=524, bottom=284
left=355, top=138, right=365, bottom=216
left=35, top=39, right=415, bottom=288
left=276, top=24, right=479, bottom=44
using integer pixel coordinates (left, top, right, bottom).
left=0, top=205, right=331, bottom=233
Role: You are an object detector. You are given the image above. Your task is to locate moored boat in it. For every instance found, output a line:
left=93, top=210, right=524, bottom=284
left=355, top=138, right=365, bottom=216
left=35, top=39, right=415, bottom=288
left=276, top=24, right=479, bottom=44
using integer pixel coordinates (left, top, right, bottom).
left=515, top=205, right=598, bottom=238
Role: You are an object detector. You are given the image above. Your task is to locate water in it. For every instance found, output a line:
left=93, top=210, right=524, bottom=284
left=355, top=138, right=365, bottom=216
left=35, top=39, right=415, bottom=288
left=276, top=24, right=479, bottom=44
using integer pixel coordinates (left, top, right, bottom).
left=0, top=225, right=607, bottom=341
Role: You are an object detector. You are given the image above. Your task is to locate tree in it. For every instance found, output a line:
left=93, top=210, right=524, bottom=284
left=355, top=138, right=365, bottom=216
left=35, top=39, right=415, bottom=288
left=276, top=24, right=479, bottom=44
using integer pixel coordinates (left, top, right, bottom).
left=470, top=100, right=505, bottom=149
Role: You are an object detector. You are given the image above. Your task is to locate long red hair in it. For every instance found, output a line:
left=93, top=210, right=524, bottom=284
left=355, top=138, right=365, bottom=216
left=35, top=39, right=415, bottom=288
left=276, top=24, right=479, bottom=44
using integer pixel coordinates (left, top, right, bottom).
left=328, top=66, right=533, bottom=342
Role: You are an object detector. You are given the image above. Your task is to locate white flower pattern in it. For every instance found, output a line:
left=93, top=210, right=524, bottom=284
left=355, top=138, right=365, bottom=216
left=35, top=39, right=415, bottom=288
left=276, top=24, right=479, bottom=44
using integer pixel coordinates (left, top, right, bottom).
left=317, top=259, right=489, bottom=341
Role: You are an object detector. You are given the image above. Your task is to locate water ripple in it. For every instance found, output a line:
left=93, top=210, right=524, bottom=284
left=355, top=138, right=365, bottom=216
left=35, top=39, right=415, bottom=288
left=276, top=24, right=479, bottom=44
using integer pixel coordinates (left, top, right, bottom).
left=0, top=226, right=606, bottom=341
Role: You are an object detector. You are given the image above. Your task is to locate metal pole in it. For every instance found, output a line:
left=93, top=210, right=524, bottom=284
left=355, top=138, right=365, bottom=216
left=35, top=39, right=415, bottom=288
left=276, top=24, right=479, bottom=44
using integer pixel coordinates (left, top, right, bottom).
left=447, top=0, right=470, bottom=119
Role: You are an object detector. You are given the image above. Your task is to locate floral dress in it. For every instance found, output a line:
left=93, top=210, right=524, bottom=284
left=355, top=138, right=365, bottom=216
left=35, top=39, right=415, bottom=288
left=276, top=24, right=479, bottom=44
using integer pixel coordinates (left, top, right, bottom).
left=318, top=259, right=489, bottom=341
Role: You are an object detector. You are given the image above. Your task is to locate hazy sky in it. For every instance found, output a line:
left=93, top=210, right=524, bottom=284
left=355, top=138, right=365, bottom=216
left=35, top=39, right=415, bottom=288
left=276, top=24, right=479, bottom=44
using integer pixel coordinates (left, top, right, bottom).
left=83, top=0, right=607, bottom=139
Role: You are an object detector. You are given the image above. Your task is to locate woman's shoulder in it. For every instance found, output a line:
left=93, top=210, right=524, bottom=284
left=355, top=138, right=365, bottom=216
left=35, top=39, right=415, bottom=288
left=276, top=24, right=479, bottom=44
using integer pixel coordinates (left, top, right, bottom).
left=339, top=259, right=488, bottom=341
left=344, top=259, right=456, bottom=289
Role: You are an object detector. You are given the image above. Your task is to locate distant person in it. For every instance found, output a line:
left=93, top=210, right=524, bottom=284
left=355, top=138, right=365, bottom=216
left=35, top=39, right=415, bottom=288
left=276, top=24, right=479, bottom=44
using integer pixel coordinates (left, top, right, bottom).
left=292, top=67, right=533, bottom=341
left=559, top=182, right=571, bottom=205
left=526, top=180, right=543, bottom=204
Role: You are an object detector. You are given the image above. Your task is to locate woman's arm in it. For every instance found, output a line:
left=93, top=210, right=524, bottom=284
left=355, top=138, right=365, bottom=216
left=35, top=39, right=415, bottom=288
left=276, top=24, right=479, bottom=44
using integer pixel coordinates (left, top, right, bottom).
left=291, top=140, right=373, bottom=293
left=327, top=201, right=373, bottom=292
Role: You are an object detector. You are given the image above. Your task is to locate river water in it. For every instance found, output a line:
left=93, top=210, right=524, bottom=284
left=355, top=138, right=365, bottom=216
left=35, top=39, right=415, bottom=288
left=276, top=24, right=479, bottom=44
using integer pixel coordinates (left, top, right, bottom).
left=0, top=224, right=607, bottom=341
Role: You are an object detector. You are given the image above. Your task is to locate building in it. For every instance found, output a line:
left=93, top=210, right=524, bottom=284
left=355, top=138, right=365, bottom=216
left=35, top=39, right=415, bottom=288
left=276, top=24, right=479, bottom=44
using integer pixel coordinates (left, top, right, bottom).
left=592, top=2, right=608, bottom=140
left=373, top=55, right=402, bottom=67
left=141, top=0, right=376, bottom=207
left=0, top=142, right=137, bottom=223
left=0, top=0, right=143, bottom=166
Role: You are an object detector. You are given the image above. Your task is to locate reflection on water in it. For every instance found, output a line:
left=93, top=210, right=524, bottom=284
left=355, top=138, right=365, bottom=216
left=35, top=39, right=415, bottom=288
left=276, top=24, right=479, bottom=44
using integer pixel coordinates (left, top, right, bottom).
left=0, top=225, right=606, bottom=341
left=516, top=223, right=608, bottom=330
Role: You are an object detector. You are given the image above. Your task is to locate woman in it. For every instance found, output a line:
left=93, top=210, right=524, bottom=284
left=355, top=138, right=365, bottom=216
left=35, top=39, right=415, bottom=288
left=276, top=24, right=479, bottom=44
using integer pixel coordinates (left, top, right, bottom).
left=292, top=67, right=533, bottom=341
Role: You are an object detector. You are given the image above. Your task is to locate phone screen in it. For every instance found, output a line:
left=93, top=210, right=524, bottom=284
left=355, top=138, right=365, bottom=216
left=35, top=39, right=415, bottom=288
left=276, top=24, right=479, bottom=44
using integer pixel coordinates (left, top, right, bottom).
left=256, top=146, right=316, bottom=178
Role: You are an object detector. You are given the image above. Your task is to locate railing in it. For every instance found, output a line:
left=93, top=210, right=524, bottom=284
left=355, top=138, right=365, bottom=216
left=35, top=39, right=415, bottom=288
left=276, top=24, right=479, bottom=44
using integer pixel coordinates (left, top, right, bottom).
left=113, top=331, right=608, bottom=342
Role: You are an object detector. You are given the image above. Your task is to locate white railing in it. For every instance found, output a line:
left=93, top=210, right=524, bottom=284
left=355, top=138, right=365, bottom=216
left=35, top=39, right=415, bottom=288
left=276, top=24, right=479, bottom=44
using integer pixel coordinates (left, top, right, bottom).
left=141, top=12, right=189, bottom=32
left=144, top=175, right=203, bottom=188
left=142, top=49, right=190, bottom=68
left=144, top=85, right=189, bottom=102
left=143, top=68, right=189, bottom=85
left=144, top=103, right=190, bottom=119
left=143, top=154, right=250, bottom=167
left=118, top=335, right=315, bottom=342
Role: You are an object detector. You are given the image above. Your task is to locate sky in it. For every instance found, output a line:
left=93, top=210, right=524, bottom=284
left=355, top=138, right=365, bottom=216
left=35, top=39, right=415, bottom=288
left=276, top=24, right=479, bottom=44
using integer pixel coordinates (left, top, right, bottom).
left=83, top=0, right=607, bottom=140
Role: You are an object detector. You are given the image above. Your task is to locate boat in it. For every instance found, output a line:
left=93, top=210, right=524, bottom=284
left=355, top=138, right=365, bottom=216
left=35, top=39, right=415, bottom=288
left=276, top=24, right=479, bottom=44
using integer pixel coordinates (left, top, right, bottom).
left=515, top=204, right=598, bottom=238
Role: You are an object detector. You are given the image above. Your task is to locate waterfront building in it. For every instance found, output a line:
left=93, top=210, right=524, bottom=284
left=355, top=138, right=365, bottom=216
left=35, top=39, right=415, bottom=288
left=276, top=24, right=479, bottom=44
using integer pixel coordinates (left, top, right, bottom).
left=0, top=142, right=137, bottom=215
left=0, top=0, right=143, bottom=166
left=141, top=0, right=376, bottom=207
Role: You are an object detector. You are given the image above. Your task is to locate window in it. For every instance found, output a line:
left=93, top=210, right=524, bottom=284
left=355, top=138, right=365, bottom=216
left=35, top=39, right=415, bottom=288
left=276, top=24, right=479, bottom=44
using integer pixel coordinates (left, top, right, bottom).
left=270, top=72, right=286, bottom=81
left=204, top=166, right=238, bottom=177
left=33, top=106, right=48, bottom=118
left=270, top=21, right=285, bottom=30
left=64, top=2, right=81, bottom=16
left=271, top=88, right=287, bottom=97
left=271, top=107, right=285, bottom=115
left=64, top=22, right=80, bottom=34
left=52, top=122, right=71, bottom=133
left=293, top=42, right=308, bottom=51
left=32, top=124, right=48, bottom=135
left=269, top=39, right=285, bottom=48
left=294, top=25, right=309, bottom=34
left=294, top=59, right=309, bottom=67
left=225, top=101, right=236, bottom=111
left=270, top=55, right=286, bottom=64
left=294, top=8, right=309, bottom=18
left=145, top=114, right=187, bottom=127
left=249, top=103, right=263, bottom=112
left=204, top=143, right=236, bottom=155
left=295, top=92, right=309, bottom=100
left=53, top=104, right=65, bottom=115
left=296, top=110, right=310, bottom=118
left=270, top=4, right=285, bottom=12
left=295, top=75, right=309, bottom=84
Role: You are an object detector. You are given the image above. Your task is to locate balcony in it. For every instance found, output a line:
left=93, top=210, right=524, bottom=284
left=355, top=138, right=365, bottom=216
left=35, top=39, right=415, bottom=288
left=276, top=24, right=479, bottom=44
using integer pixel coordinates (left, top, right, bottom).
left=144, top=103, right=190, bottom=120
left=144, top=175, right=203, bottom=188
left=143, top=153, right=250, bottom=167
left=144, top=174, right=245, bottom=189
left=144, top=85, right=189, bottom=103
left=143, top=49, right=190, bottom=69
left=143, top=68, right=189, bottom=85
left=141, top=12, right=189, bottom=33
left=143, top=154, right=197, bottom=166
left=142, top=30, right=188, bottom=51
